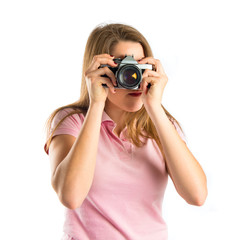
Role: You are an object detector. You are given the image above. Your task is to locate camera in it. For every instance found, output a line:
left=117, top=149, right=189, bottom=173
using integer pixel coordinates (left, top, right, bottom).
left=100, top=55, right=152, bottom=90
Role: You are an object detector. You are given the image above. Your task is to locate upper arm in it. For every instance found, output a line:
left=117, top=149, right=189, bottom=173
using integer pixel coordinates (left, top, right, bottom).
left=48, top=134, right=76, bottom=179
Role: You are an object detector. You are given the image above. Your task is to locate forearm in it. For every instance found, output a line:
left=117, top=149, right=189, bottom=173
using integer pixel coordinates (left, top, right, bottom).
left=53, top=102, right=105, bottom=209
left=147, top=105, right=207, bottom=206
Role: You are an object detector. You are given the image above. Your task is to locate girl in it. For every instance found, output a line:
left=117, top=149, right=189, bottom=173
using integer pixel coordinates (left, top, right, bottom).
left=44, top=23, right=207, bottom=240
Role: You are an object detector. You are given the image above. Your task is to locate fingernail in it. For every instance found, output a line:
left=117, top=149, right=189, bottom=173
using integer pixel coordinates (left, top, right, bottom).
left=110, top=55, right=114, bottom=57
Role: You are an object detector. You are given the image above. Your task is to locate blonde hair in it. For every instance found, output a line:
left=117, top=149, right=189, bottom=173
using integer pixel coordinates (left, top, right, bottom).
left=45, top=23, right=184, bottom=160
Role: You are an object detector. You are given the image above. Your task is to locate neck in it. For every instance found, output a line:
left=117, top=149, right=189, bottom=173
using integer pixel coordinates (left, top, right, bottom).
left=104, top=101, right=126, bottom=137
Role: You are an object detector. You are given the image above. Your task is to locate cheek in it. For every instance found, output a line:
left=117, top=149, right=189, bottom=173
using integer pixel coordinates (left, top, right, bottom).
left=107, top=91, right=122, bottom=103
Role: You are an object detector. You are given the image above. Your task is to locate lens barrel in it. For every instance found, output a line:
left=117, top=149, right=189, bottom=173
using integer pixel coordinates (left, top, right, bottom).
left=117, top=65, right=141, bottom=89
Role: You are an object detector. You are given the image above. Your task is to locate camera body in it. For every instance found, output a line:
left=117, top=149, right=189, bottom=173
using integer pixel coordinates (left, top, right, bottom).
left=100, top=55, right=152, bottom=89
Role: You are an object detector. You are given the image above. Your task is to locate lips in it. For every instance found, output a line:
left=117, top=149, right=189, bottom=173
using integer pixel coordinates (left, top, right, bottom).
left=128, top=92, right=142, bottom=97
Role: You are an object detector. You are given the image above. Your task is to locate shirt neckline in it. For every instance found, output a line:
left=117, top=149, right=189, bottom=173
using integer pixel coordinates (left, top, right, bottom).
left=101, top=110, right=128, bottom=141
left=101, top=110, right=115, bottom=124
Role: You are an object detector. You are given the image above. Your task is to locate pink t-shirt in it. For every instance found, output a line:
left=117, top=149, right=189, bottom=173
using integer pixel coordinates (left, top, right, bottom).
left=45, top=108, right=186, bottom=240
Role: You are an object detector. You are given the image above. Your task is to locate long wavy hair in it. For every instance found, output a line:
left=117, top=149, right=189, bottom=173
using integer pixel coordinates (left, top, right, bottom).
left=45, top=23, right=184, bottom=160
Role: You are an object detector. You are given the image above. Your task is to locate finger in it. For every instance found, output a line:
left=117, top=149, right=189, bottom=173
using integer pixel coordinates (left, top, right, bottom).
left=141, top=78, right=150, bottom=94
left=93, top=67, right=117, bottom=86
left=142, top=76, right=161, bottom=91
left=87, top=54, right=117, bottom=73
left=142, top=68, right=160, bottom=78
left=143, top=76, right=159, bottom=84
left=99, top=77, right=116, bottom=94
left=139, top=57, right=165, bottom=75
left=140, top=71, right=157, bottom=89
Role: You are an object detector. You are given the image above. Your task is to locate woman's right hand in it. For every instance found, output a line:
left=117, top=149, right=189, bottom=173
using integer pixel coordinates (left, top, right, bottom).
left=84, top=54, right=118, bottom=104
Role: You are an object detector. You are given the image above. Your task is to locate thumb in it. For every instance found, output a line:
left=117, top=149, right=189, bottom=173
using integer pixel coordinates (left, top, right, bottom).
left=141, top=78, right=151, bottom=95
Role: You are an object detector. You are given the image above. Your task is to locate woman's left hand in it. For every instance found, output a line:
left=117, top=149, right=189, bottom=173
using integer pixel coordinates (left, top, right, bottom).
left=139, top=57, right=168, bottom=110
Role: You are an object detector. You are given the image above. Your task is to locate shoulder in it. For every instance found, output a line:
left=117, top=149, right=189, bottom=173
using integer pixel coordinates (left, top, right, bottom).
left=44, top=107, right=85, bottom=154
left=52, top=107, right=85, bottom=127
left=50, top=107, right=86, bottom=139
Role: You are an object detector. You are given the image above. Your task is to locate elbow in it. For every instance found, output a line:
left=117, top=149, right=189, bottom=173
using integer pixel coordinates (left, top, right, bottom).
left=59, top=192, right=84, bottom=210
left=52, top=182, right=84, bottom=210
left=188, top=195, right=207, bottom=207
left=187, top=187, right=208, bottom=206
left=62, top=201, right=81, bottom=210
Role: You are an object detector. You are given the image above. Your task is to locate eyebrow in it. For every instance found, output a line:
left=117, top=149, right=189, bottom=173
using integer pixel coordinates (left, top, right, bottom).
left=115, top=55, right=144, bottom=61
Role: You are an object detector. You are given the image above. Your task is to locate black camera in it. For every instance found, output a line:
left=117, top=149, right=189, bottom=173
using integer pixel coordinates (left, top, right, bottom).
left=100, top=55, right=152, bottom=89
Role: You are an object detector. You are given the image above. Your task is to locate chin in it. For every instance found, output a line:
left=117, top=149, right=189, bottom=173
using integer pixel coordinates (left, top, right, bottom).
left=123, top=103, right=143, bottom=112
left=106, top=96, right=143, bottom=113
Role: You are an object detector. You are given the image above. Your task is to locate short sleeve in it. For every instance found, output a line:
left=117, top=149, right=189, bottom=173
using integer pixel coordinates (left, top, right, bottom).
left=44, top=108, right=84, bottom=154
left=172, top=120, right=187, bottom=144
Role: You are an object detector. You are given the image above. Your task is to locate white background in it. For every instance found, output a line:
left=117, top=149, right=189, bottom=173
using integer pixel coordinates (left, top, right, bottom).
left=1, top=0, right=239, bottom=239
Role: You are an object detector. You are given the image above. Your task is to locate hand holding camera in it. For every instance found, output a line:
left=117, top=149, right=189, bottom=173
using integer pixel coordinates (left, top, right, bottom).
left=84, top=54, right=118, bottom=104
left=138, top=57, right=168, bottom=110
left=100, top=55, right=152, bottom=90
left=84, top=54, right=166, bottom=107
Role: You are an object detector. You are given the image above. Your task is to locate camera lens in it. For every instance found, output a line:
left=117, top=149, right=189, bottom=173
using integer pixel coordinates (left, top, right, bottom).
left=123, top=69, right=137, bottom=83
left=118, top=65, right=141, bottom=89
